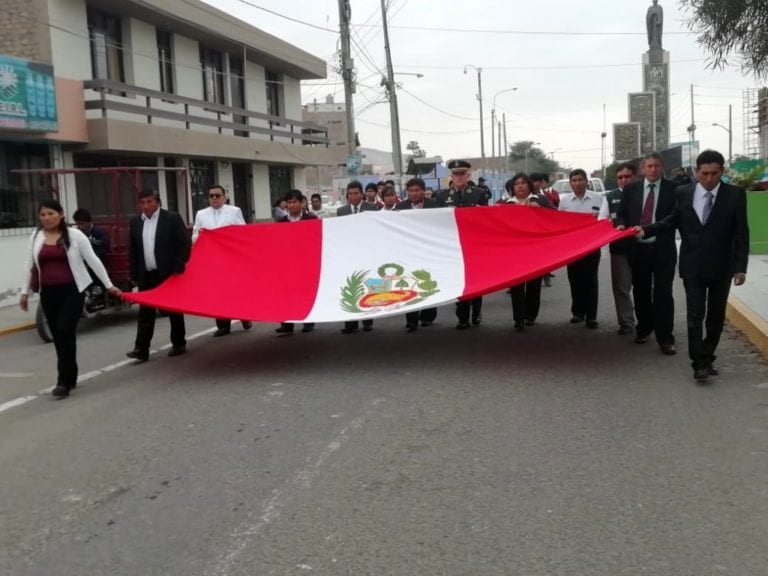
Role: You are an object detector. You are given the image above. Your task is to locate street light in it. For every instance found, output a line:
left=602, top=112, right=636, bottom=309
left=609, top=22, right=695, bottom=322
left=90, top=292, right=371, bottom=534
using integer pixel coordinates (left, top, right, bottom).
left=524, top=142, right=542, bottom=173
left=712, top=104, right=733, bottom=165
left=491, top=87, right=518, bottom=160
left=464, top=64, right=485, bottom=161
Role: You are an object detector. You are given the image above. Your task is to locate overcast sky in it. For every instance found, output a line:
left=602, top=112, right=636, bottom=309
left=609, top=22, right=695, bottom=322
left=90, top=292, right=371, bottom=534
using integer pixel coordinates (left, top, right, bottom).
left=206, top=0, right=757, bottom=172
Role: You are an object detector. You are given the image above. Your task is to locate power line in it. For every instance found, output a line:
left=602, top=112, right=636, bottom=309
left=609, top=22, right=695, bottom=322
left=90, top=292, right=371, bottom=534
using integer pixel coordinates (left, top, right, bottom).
left=395, top=59, right=705, bottom=72
left=398, top=86, right=479, bottom=121
left=223, top=0, right=336, bottom=32
left=353, top=23, right=693, bottom=36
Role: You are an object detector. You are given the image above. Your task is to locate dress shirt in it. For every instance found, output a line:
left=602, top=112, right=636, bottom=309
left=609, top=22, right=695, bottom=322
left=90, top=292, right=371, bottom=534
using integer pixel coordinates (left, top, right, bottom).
left=141, top=208, right=160, bottom=271
left=192, top=204, right=246, bottom=242
left=693, top=181, right=720, bottom=224
left=558, top=190, right=609, bottom=220
left=287, top=212, right=303, bottom=222
left=350, top=203, right=361, bottom=214
left=505, top=194, right=532, bottom=205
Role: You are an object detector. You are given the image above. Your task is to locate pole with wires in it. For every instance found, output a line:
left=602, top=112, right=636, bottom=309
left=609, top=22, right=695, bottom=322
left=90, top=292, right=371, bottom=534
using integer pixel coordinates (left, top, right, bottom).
left=380, top=0, right=403, bottom=182
left=337, top=0, right=357, bottom=160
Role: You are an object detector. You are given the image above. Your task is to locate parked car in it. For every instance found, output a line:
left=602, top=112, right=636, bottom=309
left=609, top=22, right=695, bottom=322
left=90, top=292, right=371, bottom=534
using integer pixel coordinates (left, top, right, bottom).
left=551, top=178, right=606, bottom=195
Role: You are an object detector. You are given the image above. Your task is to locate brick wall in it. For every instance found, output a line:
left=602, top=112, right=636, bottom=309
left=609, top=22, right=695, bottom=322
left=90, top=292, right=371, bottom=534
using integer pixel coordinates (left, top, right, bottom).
left=0, top=0, right=52, bottom=63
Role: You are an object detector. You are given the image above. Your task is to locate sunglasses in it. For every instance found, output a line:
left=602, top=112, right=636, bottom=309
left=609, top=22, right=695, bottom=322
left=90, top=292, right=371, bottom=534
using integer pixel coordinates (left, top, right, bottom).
left=208, top=193, right=224, bottom=198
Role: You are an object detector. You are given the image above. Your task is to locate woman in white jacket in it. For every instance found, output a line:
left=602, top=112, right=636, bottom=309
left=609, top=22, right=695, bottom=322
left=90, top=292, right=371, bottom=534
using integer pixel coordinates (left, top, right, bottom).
left=19, top=200, right=122, bottom=399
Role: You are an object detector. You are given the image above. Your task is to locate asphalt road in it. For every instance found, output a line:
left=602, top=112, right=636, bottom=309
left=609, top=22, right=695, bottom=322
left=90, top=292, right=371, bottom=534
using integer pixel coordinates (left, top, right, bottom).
left=2, top=261, right=768, bottom=576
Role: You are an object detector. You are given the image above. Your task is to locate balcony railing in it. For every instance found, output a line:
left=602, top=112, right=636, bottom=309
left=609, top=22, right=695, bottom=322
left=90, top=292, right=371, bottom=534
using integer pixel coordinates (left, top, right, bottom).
left=83, top=79, right=329, bottom=146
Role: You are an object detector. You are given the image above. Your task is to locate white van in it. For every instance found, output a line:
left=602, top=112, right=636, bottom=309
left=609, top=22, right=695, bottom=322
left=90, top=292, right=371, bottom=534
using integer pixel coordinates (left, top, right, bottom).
left=551, top=178, right=606, bottom=195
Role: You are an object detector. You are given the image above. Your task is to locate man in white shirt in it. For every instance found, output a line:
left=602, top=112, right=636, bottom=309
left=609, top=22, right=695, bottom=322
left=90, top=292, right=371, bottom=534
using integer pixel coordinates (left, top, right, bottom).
left=309, top=193, right=332, bottom=218
left=192, top=185, right=251, bottom=337
left=558, top=169, right=609, bottom=328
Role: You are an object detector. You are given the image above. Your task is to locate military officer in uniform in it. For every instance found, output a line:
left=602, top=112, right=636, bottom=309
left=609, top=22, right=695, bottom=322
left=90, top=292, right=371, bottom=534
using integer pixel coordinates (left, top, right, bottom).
left=436, top=159, right=489, bottom=329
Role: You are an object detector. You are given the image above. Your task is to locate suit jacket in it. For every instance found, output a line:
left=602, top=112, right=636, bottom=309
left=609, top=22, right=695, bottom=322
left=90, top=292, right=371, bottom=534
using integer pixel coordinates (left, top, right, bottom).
left=435, top=186, right=489, bottom=208
left=645, top=182, right=749, bottom=281
left=129, top=209, right=191, bottom=286
left=617, top=177, right=678, bottom=255
left=278, top=212, right=319, bottom=222
left=336, top=201, right=380, bottom=216
left=395, top=198, right=439, bottom=210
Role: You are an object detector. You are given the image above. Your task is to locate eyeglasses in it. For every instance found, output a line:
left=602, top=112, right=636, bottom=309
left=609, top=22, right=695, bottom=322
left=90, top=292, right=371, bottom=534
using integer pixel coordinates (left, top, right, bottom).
left=208, top=193, right=223, bottom=198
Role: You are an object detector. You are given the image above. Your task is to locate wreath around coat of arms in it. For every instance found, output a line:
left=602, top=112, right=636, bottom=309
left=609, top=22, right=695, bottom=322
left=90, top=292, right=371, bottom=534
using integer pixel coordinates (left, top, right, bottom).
left=340, top=262, right=440, bottom=313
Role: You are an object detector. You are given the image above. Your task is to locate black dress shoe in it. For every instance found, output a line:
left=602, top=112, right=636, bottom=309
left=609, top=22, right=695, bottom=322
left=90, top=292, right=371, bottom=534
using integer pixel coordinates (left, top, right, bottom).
left=694, top=367, right=709, bottom=383
left=126, top=349, right=149, bottom=362
left=51, top=385, right=70, bottom=399
left=617, top=325, right=634, bottom=336
left=634, top=334, right=649, bottom=344
left=241, top=321, right=252, bottom=330
left=213, top=328, right=230, bottom=337
left=340, top=327, right=358, bottom=334
left=405, top=324, right=418, bottom=332
left=660, top=344, right=677, bottom=356
left=275, top=326, right=294, bottom=335
left=420, top=320, right=433, bottom=328
left=525, top=319, right=535, bottom=326
left=570, top=315, right=585, bottom=324
left=456, top=321, right=470, bottom=330
left=708, top=366, right=719, bottom=376
left=586, top=320, right=599, bottom=329
left=362, top=325, right=373, bottom=332
left=471, top=316, right=482, bottom=326
left=168, top=346, right=187, bottom=357
left=514, top=322, right=525, bottom=331
left=302, top=324, right=314, bottom=333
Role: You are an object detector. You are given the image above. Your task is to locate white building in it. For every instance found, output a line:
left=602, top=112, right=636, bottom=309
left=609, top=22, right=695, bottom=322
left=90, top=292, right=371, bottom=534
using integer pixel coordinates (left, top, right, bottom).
left=0, top=0, right=335, bottom=306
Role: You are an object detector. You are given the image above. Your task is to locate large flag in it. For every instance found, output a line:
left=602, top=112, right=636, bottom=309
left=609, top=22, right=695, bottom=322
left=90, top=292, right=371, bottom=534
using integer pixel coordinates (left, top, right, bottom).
left=123, top=206, right=633, bottom=323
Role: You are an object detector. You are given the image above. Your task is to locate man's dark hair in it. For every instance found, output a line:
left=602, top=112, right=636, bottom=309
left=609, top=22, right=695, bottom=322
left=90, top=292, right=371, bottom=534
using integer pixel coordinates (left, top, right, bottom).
left=72, top=208, right=92, bottom=222
left=285, top=189, right=304, bottom=202
left=381, top=186, right=396, bottom=197
left=364, top=182, right=378, bottom=192
left=507, top=173, right=534, bottom=194
left=208, top=184, right=226, bottom=195
left=385, top=179, right=395, bottom=187
left=138, top=189, right=161, bottom=203
left=643, top=152, right=664, bottom=165
left=569, top=168, right=588, bottom=180
left=310, top=193, right=322, bottom=202
left=347, top=181, right=364, bottom=193
left=405, top=177, right=426, bottom=190
left=376, top=180, right=385, bottom=187
left=616, top=162, right=637, bottom=175
left=696, top=149, right=726, bottom=169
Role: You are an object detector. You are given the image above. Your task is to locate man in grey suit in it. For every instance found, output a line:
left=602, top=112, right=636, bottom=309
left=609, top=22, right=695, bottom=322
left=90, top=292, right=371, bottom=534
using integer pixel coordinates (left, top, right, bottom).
left=337, top=181, right=380, bottom=334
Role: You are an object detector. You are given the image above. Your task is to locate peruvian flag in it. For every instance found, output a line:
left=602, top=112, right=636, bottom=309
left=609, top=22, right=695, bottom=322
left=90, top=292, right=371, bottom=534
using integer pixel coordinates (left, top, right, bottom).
left=123, top=206, right=633, bottom=323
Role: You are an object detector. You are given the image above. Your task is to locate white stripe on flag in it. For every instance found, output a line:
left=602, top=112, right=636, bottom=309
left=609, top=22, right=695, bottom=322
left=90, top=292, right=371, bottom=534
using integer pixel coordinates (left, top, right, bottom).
left=300, top=208, right=465, bottom=323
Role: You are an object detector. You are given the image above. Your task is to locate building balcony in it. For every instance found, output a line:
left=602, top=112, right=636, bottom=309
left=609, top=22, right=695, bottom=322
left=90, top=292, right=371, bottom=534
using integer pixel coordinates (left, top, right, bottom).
left=81, top=79, right=336, bottom=166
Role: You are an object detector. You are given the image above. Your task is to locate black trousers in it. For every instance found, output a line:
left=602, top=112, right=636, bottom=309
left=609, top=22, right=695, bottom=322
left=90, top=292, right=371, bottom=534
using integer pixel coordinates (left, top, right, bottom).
left=405, top=307, right=437, bottom=328
left=280, top=322, right=315, bottom=332
left=566, top=250, right=601, bottom=321
left=629, top=243, right=677, bottom=345
left=216, top=318, right=250, bottom=331
left=344, top=319, right=373, bottom=330
left=683, top=277, right=731, bottom=370
left=135, top=271, right=186, bottom=352
left=40, top=283, right=84, bottom=390
left=456, top=297, right=482, bottom=323
left=510, top=277, right=543, bottom=323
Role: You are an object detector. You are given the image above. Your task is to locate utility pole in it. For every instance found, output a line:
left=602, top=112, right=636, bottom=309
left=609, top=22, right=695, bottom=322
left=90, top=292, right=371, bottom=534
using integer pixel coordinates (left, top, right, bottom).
left=464, top=65, right=485, bottom=162
left=497, top=121, right=502, bottom=172
left=728, top=103, right=733, bottom=165
left=337, top=0, right=357, bottom=160
left=491, top=109, right=496, bottom=159
left=688, top=84, right=697, bottom=168
left=380, top=0, right=403, bottom=181
left=502, top=113, right=508, bottom=173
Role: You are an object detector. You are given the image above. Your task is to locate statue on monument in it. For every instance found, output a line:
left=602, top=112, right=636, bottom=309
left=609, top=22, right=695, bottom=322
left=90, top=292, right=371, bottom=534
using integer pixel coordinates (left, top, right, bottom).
left=646, top=0, right=663, bottom=51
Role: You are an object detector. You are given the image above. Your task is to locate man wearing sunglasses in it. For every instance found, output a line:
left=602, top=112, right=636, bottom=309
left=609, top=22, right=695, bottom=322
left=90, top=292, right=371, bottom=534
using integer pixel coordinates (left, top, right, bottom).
left=436, top=159, right=489, bottom=329
left=192, top=184, right=252, bottom=337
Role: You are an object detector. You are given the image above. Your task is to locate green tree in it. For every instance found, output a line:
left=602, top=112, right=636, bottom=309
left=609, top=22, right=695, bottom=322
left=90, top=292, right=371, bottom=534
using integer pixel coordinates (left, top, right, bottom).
left=406, top=140, right=426, bottom=159
left=680, top=0, right=768, bottom=79
left=507, top=141, right=561, bottom=176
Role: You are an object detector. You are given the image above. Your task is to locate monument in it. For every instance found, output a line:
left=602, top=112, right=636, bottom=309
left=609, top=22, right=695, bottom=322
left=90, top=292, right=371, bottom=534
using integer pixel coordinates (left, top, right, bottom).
left=629, top=92, right=656, bottom=155
left=643, top=0, right=670, bottom=151
left=614, top=123, right=642, bottom=162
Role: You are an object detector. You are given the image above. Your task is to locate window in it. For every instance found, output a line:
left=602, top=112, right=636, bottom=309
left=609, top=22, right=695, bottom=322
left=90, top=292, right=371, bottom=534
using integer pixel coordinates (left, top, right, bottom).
left=157, top=30, right=174, bottom=94
left=200, top=47, right=224, bottom=104
left=0, top=143, right=51, bottom=229
left=265, top=71, right=280, bottom=117
left=87, top=9, right=124, bottom=82
left=229, top=56, right=247, bottom=136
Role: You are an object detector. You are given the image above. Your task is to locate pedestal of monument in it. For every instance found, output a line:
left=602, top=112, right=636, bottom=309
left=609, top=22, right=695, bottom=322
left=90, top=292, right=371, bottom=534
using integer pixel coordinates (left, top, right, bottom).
left=643, top=48, right=670, bottom=152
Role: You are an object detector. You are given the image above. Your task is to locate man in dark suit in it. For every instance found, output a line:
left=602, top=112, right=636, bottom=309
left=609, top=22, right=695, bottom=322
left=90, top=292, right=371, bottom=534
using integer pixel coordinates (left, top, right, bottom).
left=617, top=152, right=678, bottom=355
left=337, top=181, right=380, bottom=334
left=396, top=177, right=440, bottom=332
left=126, top=190, right=191, bottom=362
left=436, top=159, right=489, bottom=329
left=638, top=149, right=749, bottom=383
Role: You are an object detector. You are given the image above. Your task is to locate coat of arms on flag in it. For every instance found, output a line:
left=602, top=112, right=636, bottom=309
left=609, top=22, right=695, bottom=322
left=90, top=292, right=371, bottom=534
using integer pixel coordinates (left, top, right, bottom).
left=340, top=262, right=440, bottom=313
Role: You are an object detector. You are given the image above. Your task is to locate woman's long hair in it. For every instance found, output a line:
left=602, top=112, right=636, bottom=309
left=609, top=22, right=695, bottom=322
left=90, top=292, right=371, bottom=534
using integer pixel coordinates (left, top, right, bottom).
left=38, top=199, right=70, bottom=249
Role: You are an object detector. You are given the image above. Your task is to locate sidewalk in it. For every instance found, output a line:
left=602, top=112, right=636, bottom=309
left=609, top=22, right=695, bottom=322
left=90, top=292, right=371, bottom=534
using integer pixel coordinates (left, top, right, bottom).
left=0, top=296, right=38, bottom=336
left=727, top=254, right=768, bottom=357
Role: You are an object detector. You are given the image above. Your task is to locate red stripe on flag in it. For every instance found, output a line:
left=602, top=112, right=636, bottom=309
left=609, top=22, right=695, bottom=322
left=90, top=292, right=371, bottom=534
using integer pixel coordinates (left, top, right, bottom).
left=123, top=220, right=323, bottom=322
left=455, top=205, right=631, bottom=299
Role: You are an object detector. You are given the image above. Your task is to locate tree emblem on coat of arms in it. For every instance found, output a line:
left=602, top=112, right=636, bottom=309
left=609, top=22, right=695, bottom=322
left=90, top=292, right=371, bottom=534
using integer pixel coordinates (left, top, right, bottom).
left=340, top=263, right=439, bottom=313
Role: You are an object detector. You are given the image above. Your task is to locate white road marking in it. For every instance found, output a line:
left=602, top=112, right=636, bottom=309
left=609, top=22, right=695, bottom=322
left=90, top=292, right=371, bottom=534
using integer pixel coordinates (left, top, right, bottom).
left=0, top=327, right=216, bottom=415
left=205, top=398, right=387, bottom=576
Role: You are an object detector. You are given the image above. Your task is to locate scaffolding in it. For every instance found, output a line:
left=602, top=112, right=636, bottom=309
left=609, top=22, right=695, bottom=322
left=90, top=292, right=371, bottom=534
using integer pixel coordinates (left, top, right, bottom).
left=743, top=88, right=760, bottom=159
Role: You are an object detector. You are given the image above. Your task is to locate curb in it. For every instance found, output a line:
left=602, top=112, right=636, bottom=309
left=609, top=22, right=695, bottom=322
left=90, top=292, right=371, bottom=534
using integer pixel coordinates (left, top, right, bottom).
left=0, top=322, right=35, bottom=337
left=727, top=294, right=768, bottom=358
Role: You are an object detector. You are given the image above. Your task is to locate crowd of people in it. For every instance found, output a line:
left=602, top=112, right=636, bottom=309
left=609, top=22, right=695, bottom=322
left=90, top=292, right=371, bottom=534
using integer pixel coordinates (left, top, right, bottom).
left=20, top=149, right=748, bottom=399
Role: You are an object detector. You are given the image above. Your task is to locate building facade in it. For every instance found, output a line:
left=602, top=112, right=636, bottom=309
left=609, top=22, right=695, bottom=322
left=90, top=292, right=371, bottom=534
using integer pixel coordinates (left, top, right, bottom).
left=301, top=95, right=347, bottom=193
left=0, top=0, right=334, bottom=305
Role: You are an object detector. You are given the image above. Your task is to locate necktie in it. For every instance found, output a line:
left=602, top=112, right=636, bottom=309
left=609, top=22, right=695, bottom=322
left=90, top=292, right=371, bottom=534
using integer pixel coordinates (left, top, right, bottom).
left=702, top=191, right=714, bottom=224
left=640, top=183, right=655, bottom=226
left=354, top=205, right=358, bottom=214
